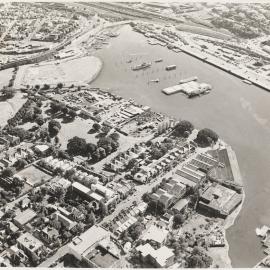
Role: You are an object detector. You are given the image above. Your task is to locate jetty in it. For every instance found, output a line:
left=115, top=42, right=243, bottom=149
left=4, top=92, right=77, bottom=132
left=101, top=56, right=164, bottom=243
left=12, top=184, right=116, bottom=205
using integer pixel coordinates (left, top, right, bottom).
left=162, top=80, right=212, bottom=97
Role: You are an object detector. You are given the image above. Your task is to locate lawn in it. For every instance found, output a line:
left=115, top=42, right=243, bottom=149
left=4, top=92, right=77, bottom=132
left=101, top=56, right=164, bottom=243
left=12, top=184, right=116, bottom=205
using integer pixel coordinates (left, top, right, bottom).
left=18, top=165, right=52, bottom=187
left=58, top=117, right=99, bottom=149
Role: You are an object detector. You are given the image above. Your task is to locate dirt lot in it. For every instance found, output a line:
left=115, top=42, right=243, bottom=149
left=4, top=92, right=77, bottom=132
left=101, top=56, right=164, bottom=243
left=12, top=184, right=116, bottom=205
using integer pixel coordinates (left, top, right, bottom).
left=14, top=55, right=102, bottom=87
left=18, top=165, right=52, bottom=187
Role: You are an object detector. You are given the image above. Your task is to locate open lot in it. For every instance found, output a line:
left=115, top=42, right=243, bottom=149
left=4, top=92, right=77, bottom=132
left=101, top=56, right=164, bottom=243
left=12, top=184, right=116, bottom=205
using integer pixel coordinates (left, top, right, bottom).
left=18, top=165, right=52, bottom=187
left=0, top=68, right=13, bottom=89
left=0, top=92, right=26, bottom=127
left=15, top=55, right=102, bottom=87
left=58, top=117, right=99, bottom=149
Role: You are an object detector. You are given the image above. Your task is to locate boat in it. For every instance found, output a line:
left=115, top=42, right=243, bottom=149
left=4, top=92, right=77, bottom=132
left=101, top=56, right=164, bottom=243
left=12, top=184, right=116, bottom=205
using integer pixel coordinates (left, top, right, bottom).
left=132, top=62, right=151, bottom=71
left=179, top=76, right=198, bottom=84
left=127, top=59, right=132, bottom=63
left=166, top=65, right=176, bottom=71
left=150, top=79, right=159, bottom=83
left=242, top=79, right=253, bottom=85
left=155, top=58, right=163, bottom=63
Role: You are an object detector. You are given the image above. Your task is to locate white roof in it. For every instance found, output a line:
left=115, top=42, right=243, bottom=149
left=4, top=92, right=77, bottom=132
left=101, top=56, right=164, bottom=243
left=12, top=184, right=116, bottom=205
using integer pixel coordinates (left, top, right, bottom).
left=72, top=182, right=90, bottom=194
left=17, top=232, right=43, bottom=252
left=136, top=244, right=174, bottom=267
left=35, top=144, right=49, bottom=152
left=142, top=225, right=168, bottom=244
left=69, top=225, right=110, bottom=256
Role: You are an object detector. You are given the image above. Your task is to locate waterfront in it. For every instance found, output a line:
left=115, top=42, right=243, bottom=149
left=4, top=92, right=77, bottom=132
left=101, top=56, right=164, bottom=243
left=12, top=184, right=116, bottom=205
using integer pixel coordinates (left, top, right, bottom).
left=90, top=25, right=270, bottom=267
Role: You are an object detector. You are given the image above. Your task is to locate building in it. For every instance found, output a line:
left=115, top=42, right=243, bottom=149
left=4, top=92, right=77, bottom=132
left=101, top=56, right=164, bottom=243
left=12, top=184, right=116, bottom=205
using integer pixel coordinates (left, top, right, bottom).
left=52, top=212, right=77, bottom=230
left=141, top=224, right=169, bottom=247
left=34, top=144, right=50, bottom=156
left=199, top=183, right=242, bottom=218
left=176, top=164, right=206, bottom=185
left=13, top=209, right=37, bottom=229
left=114, top=216, right=138, bottom=238
left=40, top=226, right=59, bottom=243
left=171, top=198, right=189, bottom=214
left=17, top=232, right=44, bottom=262
left=68, top=225, right=113, bottom=266
left=136, top=243, right=174, bottom=268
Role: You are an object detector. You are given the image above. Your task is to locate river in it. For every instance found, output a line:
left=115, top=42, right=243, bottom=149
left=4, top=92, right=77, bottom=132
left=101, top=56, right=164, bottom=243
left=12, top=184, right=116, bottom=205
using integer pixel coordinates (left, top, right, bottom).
left=90, top=25, right=270, bottom=267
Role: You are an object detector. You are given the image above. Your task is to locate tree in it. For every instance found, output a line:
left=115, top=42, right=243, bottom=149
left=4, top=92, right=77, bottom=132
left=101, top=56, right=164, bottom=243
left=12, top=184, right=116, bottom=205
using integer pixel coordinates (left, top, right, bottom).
left=196, top=128, right=219, bottom=147
left=2, top=167, right=16, bottom=177
left=126, top=158, right=137, bottom=170
left=174, top=120, right=194, bottom=137
left=61, top=106, right=69, bottom=115
left=92, top=123, right=101, bottom=132
left=128, top=222, right=145, bottom=240
left=173, top=214, right=185, bottom=227
left=42, top=84, right=50, bottom=90
left=15, top=158, right=28, bottom=170
left=35, top=114, right=44, bottom=126
left=48, top=120, right=61, bottom=137
left=8, top=127, right=31, bottom=141
left=99, top=201, right=108, bottom=217
left=69, top=109, right=77, bottom=119
left=86, top=143, right=97, bottom=157
left=150, top=147, right=163, bottom=160
left=109, top=132, right=120, bottom=142
left=2, top=88, right=15, bottom=99
left=101, top=125, right=111, bottom=134
left=86, top=211, right=96, bottom=225
left=57, top=82, right=63, bottom=89
left=67, top=136, right=87, bottom=156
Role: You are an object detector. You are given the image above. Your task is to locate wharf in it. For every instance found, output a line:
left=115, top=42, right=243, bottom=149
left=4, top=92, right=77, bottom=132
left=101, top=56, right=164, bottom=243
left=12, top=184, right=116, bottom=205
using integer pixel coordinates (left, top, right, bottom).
left=180, top=46, right=270, bottom=92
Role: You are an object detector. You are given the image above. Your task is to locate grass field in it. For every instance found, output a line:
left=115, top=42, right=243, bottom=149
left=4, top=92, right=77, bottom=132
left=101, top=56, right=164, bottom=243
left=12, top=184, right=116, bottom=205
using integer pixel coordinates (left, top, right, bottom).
left=58, top=117, right=98, bottom=149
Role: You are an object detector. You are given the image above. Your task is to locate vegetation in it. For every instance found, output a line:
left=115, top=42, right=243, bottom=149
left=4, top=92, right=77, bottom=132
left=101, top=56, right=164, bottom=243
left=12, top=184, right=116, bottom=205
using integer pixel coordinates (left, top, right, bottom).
left=174, top=120, right=194, bottom=137
left=2, top=167, right=16, bottom=177
left=2, top=88, right=15, bottom=99
left=187, top=247, right=213, bottom=268
left=196, top=128, right=219, bottom=147
left=48, top=120, right=61, bottom=137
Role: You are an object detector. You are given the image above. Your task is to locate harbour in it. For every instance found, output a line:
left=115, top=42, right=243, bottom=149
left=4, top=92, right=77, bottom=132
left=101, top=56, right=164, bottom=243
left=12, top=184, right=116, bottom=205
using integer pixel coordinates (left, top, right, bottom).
left=90, top=24, right=270, bottom=267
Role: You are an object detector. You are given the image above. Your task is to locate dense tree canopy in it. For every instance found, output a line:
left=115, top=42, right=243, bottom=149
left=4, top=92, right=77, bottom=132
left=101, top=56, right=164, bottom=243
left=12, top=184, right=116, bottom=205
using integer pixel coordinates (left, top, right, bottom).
left=67, top=136, right=87, bottom=156
left=48, top=120, right=61, bottom=137
left=174, top=120, right=194, bottom=137
left=196, top=128, right=219, bottom=147
left=2, top=167, right=16, bottom=178
left=2, top=88, right=15, bottom=99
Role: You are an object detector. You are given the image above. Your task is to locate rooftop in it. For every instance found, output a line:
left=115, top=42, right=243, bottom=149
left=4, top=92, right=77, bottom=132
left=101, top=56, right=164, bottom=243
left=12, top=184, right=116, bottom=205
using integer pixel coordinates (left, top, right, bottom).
left=141, top=224, right=169, bottom=244
left=69, top=225, right=110, bottom=258
left=14, top=208, right=37, bottom=226
left=17, top=232, right=43, bottom=252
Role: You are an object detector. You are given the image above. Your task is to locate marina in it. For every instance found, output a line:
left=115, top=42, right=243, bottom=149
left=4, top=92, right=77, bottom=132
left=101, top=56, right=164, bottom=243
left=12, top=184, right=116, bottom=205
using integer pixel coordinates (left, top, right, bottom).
left=91, top=24, right=270, bottom=267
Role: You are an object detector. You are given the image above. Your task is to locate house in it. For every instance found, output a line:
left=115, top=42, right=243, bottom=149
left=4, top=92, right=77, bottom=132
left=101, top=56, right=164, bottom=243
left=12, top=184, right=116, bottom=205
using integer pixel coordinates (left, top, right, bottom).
left=34, top=144, right=50, bottom=156
left=172, top=198, right=189, bottom=214
left=136, top=243, right=175, bottom=268
left=52, top=212, right=77, bottom=230
left=141, top=224, right=169, bottom=247
left=40, top=226, right=59, bottom=243
left=20, top=197, right=31, bottom=209
left=13, top=209, right=37, bottom=229
left=114, top=216, right=137, bottom=238
left=17, top=232, right=44, bottom=262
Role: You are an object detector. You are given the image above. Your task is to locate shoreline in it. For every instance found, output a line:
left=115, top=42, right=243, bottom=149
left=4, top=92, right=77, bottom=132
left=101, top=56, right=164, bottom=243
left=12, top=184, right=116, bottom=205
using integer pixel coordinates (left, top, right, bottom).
left=223, top=190, right=246, bottom=268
